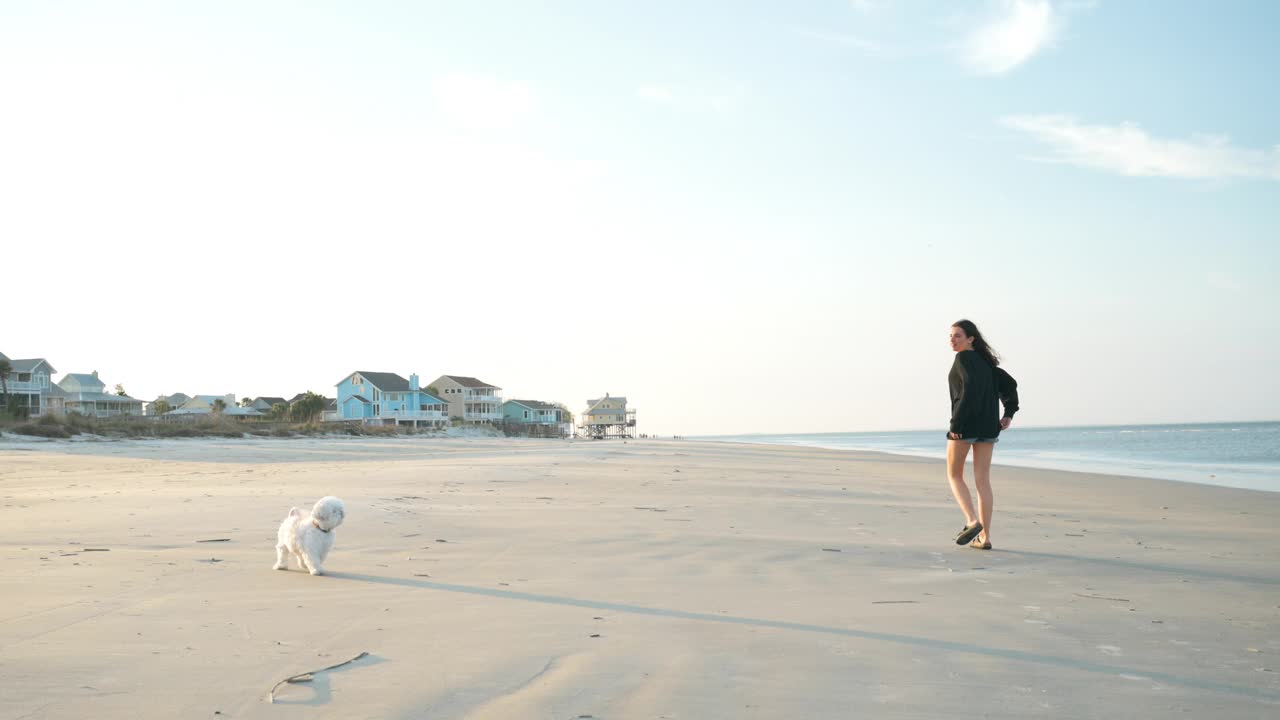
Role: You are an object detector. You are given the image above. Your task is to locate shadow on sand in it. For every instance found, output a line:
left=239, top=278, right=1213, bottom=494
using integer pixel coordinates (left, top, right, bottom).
left=267, top=653, right=388, bottom=706
left=998, top=548, right=1280, bottom=586
left=326, top=572, right=1277, bottom=702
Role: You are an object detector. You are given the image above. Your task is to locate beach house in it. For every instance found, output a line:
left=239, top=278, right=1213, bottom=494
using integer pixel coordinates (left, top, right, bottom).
left=145, top=393, right=189, bottom=416
left=335, top=371, right=448, bottom=428
left=502, top=399, right=570, bottom=437
left=580, top=393, right=636, bottom=439
left=248, top=396, right=288, bottom=414
left=0, top=352, right=58, bottom=417
left=57, top=372, right=144, bottom=418
left=429, top=375, right=503, bottom=425
left=166, top=395, right=263, bottom=420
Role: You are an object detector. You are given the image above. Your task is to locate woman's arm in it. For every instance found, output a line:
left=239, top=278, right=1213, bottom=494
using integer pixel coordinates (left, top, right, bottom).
left=995, top=367, right=1019, bottom=420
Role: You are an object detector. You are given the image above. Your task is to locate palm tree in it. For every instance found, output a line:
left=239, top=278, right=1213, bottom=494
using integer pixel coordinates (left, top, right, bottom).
left=289, top=392, right=327, bottom=424
left=0, top=357, right=11, bottom=407
left=152, top=399, right=172, bottom=416
left=211, top=398, right=227, bottom=415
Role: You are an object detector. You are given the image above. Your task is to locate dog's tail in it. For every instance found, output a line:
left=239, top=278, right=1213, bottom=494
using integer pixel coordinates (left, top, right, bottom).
left=289, top=507, right=302, bottom=519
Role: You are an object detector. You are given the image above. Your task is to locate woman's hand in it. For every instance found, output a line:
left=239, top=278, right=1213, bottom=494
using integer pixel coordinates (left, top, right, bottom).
left=947, top=432, right=960, bottom=440
left=1000, top=417, right=1012, bottom=430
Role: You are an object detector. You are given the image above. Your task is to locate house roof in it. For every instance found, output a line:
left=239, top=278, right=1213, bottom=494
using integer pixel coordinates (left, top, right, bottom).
left=9, top=358, right=56, bottom=374
left=349, top=371, right=412, bottom=392
left=344, top=395, right=371, bottom=404
left=64, top=392, right=143, bottom=404
left=150, top=393, right=189, bottom=404
left=60, top=373, right=105, bottom=391
left=440, top=375, right=498, bottom=389
left=179, top=395, right=235, bottom=409
left=286, top=393, right=334, bottom=405
left=587, top=396, right=627, bottom=411
left=506, top=399, right=560, bottom=411
left=62, top=373, right=101, bottom=384
left=254, top=397, right=288, bottom=407
left=168, top=405, right=261, bottom=416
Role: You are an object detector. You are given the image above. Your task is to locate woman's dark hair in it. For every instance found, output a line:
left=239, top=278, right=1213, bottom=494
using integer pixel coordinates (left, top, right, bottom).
left=953, top=319, right=1001, bottom=367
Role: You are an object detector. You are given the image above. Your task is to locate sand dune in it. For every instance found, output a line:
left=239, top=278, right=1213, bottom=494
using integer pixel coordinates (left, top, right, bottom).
left=1, top=436, right=1277, bottom=718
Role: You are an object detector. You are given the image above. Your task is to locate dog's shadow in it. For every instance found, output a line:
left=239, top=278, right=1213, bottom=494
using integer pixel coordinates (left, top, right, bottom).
left=269, top=653, right=387, bottom=706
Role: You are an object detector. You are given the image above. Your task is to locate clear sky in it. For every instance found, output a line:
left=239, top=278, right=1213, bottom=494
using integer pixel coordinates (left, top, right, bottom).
left=2, top=1, right=1277, bottom=435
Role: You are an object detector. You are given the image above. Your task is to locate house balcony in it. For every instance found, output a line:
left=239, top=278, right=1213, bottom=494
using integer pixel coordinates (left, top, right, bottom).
left=463, top=410, right=504, bottom=421
left=2, top=380, right=46, bottom=393
left=514, top=415, right=562, bottom=425
left=463, top=394, right=502, bottom=403
left=377, top=409, right=449, bottom=421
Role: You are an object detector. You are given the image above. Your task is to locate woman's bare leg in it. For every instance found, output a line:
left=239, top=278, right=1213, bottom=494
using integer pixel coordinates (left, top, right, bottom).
left=946, top=440, right=979, bottom=526
left=971, top=442, right=995, bottom=543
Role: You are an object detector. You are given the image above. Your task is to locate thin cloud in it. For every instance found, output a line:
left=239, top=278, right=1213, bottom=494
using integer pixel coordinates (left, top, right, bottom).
left=790, top=26, right=914, bottom=60
left=433, top=72, right=533, bottom=131
left=963, top=0, right=1056, bottom=74
left=635, top=85, right=675, bottom=103
left=635, top=84, right=742, bottom=112
left=1002, top=114, right=1280, bottom=180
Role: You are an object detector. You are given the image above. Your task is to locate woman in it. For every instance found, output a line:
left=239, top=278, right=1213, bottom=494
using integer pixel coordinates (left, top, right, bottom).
left=947, top=319, right=1018, bottom=550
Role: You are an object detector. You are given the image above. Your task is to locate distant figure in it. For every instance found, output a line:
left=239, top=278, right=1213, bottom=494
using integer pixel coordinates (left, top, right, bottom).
left=946, top=319, right=1019, bottom=550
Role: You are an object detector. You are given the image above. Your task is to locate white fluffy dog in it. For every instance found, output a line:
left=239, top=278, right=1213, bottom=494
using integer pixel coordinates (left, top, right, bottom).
left=274, top=496, right=346, bottom=575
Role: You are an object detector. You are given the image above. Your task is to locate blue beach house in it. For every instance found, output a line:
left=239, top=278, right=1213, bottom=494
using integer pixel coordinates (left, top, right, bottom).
left=503, top=399, right=564, bottom=425
left=335, top=371, right=448, bottom=428
left=503, top=399, right=570, bottom=437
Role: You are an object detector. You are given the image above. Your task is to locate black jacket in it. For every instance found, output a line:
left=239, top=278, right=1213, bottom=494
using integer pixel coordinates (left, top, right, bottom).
left=948, top=350, right=1019, bottom=438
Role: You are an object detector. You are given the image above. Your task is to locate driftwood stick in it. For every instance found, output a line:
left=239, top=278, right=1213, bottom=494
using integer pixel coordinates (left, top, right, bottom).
left=268, top=651, right=370, bottom=703
left=1073, top=593, right=1130, bottom=602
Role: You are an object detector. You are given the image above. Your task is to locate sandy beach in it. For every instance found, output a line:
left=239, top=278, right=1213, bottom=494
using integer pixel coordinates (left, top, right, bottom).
left=1, top=436, right=1277, bottom=719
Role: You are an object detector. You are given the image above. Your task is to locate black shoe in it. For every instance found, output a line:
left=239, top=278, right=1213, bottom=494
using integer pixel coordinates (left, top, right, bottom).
left=955, top=522, right=983, bottom=545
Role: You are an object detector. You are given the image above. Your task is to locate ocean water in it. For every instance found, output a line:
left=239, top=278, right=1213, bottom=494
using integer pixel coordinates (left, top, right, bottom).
left=697, top=421, right=1280, bottom=493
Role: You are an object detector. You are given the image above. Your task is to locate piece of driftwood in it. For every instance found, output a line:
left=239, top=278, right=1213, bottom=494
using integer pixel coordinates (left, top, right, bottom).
left=1073, top=593, right=1129, bottom=602
left=196, top=538, right=231, bottom=543
left=268, top=651, right=370, bottom=703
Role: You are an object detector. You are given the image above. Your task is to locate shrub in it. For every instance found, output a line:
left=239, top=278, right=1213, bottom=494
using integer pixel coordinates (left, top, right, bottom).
left=13, top=423, right=71, bottom=438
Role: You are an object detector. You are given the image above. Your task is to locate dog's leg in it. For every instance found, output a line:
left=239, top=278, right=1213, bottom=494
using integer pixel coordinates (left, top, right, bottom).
left=303, top=551, right=323, bottom=576
left=274, top=544, right=289, bottom=570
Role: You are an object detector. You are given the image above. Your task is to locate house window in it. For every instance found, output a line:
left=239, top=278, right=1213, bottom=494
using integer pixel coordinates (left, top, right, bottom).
left=523, top=410, right=530, bottom=419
